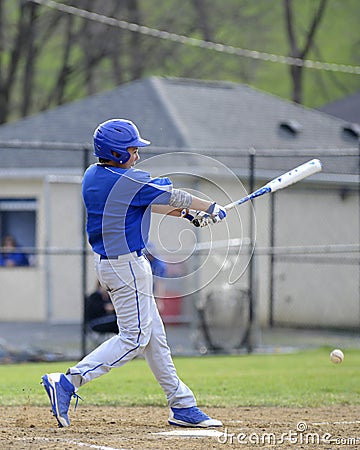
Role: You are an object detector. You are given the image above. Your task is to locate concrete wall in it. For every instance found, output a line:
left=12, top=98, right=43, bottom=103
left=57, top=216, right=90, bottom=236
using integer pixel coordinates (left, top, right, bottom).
left=271, top=187, right=359, bottom=327
left=0, top=171, right=358, bottom=329
left=0, top=178, right=47, bottom=321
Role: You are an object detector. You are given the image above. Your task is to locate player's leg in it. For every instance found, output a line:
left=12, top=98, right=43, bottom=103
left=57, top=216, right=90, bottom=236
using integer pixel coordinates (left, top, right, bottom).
left=42, top=253, right=153, bottom=426
left=143, top=300, right=196, bottom=406
left=141, top=262, right=222, bottom=427
left=67, top=255, right=154, bottom=385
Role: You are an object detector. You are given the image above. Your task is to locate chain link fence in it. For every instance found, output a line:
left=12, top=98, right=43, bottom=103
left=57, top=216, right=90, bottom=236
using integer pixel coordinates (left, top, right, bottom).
left=0, top=143, right=359, bottom=358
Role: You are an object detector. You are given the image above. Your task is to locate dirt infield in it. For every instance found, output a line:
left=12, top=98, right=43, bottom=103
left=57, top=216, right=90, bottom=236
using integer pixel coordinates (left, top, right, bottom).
left=1, top=405, right=360, bottom=449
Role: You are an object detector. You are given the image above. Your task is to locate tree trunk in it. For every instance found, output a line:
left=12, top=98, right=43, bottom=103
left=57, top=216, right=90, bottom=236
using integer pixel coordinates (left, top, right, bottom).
left=283, top=0, right=328, bottom=104
left=0, top=1, right=28, bottom=123
left=21, top=2, right=38, bottom=117
left=192, top=0, right=213, bottom=41
left=127, top=0, right=143, bottom=81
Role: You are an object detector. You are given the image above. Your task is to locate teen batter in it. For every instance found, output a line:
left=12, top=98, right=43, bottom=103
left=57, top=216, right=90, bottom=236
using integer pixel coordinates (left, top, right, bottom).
left=41, top=119, right=226, bottom=428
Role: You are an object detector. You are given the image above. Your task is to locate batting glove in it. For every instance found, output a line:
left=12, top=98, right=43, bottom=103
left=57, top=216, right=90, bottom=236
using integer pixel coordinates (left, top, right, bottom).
left=192, top=203, right=227, bottom=227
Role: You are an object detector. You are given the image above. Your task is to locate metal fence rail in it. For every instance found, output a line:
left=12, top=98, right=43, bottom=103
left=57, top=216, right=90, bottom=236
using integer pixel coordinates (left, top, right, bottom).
left=0, top=142, right=358, bottom=355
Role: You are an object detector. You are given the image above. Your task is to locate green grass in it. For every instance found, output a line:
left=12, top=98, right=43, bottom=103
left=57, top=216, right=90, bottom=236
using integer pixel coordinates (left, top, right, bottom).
left=1, top=348, right=359, bottom=408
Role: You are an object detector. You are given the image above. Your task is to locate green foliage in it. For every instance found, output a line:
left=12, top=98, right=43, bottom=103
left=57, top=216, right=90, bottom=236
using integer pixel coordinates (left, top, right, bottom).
left=127, top=0, right=360, bottom=107
left=0, top=349, right=359, bottom=408
left=1, top=0, right=359, bottom=123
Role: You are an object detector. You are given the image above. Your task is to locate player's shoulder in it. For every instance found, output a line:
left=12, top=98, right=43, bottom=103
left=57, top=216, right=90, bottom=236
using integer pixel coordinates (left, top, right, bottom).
left=126, top=168, right=151, bottom=181
left=83, top=163, right=97, bottom=174
left=84, top=164, right=142, bottom=178
left=83, top=163, right=112, bottom=176
left=83, top=165, right=171, bottom=188
left=127, top=169, right=172, bottom=191
left=82, top=164, right=98, bottom=183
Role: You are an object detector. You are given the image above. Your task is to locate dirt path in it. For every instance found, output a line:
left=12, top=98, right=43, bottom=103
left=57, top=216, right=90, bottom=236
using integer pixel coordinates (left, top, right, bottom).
left=1, top=405, right=360, bottom=449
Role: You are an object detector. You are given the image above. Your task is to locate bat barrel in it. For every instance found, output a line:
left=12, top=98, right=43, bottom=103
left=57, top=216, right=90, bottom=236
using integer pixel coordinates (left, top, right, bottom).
left=268, top=158, right=322, bottom=193
left=224, top=159, right=322, bottom=211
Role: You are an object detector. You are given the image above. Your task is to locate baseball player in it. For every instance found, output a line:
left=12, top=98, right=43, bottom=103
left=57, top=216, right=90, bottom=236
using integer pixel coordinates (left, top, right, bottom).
left=41, top=119, right=226, bottom=428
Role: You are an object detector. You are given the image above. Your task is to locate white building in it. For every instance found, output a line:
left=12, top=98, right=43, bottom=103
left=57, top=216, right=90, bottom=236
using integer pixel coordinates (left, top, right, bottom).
left=0, top=77, right=358, bottom=329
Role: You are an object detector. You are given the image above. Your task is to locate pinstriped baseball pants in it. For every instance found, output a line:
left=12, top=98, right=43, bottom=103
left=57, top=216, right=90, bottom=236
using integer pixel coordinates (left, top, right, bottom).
left=67, top=252, right=196, bottom=408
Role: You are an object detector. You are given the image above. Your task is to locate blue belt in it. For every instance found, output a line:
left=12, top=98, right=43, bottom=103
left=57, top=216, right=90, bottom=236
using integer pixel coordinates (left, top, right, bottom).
left=100, top=249, right=142, bottom=260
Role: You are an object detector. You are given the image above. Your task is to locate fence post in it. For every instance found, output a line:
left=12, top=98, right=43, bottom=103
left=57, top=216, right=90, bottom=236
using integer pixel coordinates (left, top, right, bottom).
left=81, top=146, right=90, bottom=357
left=269, top=192, right=276, bottom=327
left=358, top=140, right=360, bottom=329
left=247, top=148, right=256, bottom=353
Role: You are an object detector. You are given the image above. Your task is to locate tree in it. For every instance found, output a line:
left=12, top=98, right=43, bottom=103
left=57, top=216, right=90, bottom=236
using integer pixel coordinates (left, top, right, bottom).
left=0, top=0, right=357, bottom=123
left=283, top=0, right=328, bottom=104
left=0, top=1, right=36, bottom=123
left=0, top=0, right=65, bottom=122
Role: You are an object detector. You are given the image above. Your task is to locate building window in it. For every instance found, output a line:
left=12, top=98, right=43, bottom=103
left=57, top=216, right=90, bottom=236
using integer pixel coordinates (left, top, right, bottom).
left=0, top=198, right=37, bottom=267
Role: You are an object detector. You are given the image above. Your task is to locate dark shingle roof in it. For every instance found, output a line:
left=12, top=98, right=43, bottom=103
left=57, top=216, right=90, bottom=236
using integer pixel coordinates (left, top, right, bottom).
left=318, top=90, right=360, bottom=124
left=0, top=77, right=357, bottom=176
left=151, top=78, right=357, bottom=151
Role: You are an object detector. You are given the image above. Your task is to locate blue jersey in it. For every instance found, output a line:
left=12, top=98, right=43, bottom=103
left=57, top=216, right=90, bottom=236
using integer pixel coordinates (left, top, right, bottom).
left=0, top=251, right=29, bottom=267
left=82, top=164, right=172, bottom=256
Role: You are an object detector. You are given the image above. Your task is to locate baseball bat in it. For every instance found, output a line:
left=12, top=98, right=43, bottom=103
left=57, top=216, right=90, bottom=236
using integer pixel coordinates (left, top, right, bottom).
left=224, top=158, right=322, bottom=211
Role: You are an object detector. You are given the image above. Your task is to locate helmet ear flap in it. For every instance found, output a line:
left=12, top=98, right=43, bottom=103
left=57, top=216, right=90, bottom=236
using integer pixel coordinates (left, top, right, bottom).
left=110, top=149, right=130, bottom=164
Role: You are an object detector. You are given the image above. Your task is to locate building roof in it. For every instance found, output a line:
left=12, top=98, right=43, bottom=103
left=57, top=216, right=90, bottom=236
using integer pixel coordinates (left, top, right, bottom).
left=0, top=77, right=357, bottom=178
left=318, top=90, right=360, bottom=124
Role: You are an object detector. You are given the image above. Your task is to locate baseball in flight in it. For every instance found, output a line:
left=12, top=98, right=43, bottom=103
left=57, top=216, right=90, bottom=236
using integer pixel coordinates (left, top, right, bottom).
left=330, top=349, right=344, bottom=364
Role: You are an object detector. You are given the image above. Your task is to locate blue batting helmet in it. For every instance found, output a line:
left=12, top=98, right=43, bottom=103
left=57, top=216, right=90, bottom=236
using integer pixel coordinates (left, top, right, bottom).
left=93, top=119, right=150, bottom=164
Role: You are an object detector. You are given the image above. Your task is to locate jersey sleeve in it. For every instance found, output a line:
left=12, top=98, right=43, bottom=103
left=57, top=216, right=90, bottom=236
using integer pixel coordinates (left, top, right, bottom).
left=130, top=170, right=172, bottom=206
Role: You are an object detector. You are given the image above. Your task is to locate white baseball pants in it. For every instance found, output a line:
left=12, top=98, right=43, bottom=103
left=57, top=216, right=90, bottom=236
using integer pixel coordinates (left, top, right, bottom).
left=67, top=252, right=196, bottom=408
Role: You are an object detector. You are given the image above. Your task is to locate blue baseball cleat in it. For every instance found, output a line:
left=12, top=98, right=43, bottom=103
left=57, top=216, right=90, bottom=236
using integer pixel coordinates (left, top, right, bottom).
left=168, top=406, right=222, bottom=428
left=41, top=373, right=80, bottom=427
